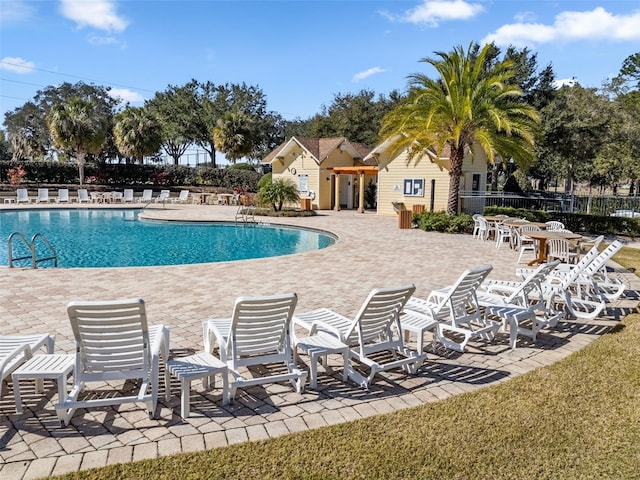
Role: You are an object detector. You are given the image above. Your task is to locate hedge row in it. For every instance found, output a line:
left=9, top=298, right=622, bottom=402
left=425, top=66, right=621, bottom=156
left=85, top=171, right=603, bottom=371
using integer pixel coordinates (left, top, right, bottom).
left=0, top=161, right=263, bottom=192
left=484, top=206, right=640, bottom=237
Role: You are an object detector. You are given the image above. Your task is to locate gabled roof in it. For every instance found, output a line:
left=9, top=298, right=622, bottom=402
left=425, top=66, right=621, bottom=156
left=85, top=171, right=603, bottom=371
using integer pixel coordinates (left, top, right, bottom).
left=261, top=137, right=373, bottom=165
left=363, top=136, right=455, bottom=168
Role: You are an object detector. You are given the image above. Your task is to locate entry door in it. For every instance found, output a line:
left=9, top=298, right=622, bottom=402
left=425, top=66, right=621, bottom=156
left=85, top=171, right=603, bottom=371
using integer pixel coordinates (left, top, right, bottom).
left=339, top=175, right=353, bottom=209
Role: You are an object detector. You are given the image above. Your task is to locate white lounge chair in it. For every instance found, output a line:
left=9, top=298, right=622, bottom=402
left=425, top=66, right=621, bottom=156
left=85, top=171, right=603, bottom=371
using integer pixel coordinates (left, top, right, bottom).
left=123, top=189, right=134, bottom=203
left=55, top=299, right=170, bottom=426
left=478, top=261, right=564, bottom=348
left=203, top=293, right=306, bottom=403
left=156, top=190, right=171, bottom=203
left=55, top=189, right=70, bottom=203
left=16, top=188, right=30, bottom=203
left=141, top=189, right=154, bottom=203
left=35, top=188, right=51, bottom=203
left=401, top=265, right=501, bottom=353
left=172, top=190, right=190, bottom=203
left=292, top=285, right=425, bottom=389
left=1, top=334, right=55, bottom=401
left=77, top=189, right=91, bottom=203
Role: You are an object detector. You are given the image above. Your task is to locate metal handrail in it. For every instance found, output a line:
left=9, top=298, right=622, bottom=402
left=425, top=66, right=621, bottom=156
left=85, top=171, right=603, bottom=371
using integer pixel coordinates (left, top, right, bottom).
left=31, top=233, right=58, bottom=268
left=8, top=232, right=32, bottom=268
left=7, top=231, right=58, bottom=268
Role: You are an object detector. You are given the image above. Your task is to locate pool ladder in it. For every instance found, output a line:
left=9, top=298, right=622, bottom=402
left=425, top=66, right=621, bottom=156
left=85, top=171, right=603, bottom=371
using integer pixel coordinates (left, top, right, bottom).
left=235, top=205, right=257, bottom=226
left=7, top=232, right=58, bottom=268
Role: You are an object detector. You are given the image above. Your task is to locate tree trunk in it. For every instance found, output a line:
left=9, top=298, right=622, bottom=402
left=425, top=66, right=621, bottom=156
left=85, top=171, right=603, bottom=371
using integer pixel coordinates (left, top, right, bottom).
left=447, top=144, right=465, bottom=215
left=77, top=154, right=86, bottom=186
left=490, top=162, right=499, bottom=191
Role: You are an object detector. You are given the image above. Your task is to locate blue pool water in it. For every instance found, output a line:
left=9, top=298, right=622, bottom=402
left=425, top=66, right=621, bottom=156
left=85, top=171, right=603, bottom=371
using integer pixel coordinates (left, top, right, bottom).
left=0, top=209, right=335, bottom=268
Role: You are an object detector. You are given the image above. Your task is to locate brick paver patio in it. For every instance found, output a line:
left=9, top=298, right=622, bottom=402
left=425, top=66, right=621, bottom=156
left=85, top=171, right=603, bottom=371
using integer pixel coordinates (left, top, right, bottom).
left=1, top=203, right=637, bottom=479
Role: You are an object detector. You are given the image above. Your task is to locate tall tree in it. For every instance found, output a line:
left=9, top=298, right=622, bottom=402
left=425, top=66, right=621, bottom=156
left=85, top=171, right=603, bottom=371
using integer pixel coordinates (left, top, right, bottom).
left=3, top=82, right=117, bottom=162
left=308, top=89, right=404, bottom=146
left=537, top=85, right=610, bottom=193
left=380, top=43, right=539, bottom=215
left=113, top=106, right=163, bottom=164
left=146, top=84, right=198, bottom=165
left=213, top=110, right=255, bottom=163
left=47, top=97, right=109, bottom=185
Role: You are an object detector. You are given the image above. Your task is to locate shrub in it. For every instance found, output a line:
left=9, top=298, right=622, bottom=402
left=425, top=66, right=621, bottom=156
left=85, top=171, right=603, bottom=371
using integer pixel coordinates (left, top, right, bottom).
left=257, top=179, right=299, bottom=211
left=257, top=172, right=272, bottom=191
left=414, top=211, right=473, bottom=233
left=227, top=162, right=256, bottom=171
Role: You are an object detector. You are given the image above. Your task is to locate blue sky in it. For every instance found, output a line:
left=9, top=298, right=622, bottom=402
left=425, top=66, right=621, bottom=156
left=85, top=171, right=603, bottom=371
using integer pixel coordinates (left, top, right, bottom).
left=1, top=0, right=640, bottom=125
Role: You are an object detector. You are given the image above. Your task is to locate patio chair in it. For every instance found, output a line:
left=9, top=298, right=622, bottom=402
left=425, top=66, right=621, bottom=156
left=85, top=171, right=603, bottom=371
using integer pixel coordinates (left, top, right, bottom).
left=55, top=189, right=70, bottom=203
left=141, top=189, right=154, bottom=203
left=16, top=188, right=30, bottom=203
left=123, top=189, right=135, bottom=203
left=1, top=334, right=55, bottom=401
left=203, top=293, right=306, bottom=403
left=292, top=285, right=426, bottom=389
left=35, top=188, right=51, bottom=203
left=172, top=190, right=190, bottom=203
left=156, top=190, right=171, bottom=203
left=77, top=189, right=91, bottom=203
left=472, top=214, right=482, bottom=239
left=545, top=221, right=565, bottom=231
left=477, top=261, right=564, bottom=348
left=56, top=298, right=170, bottom=426
left=401, top=265, right=501, bottom=353
left=546, top=238, right=579, bottom=264
left=515, top=224, right=541, bottom=263
left=494, top=223, right=514, bottom=249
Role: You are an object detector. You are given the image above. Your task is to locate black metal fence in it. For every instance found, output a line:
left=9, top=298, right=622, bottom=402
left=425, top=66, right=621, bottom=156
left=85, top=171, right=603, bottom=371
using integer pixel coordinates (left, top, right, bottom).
left=460, top=191, right=640, bottom=217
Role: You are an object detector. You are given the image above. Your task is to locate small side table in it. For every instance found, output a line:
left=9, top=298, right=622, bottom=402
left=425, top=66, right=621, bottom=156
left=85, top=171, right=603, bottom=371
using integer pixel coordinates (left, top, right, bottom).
left=294, top=334, right=349, bottom=389
left=166, top=352, right=229, bottom=419
left=4, top=198, right=15, bottom=204
left=12, top=354, right=75, bottom=414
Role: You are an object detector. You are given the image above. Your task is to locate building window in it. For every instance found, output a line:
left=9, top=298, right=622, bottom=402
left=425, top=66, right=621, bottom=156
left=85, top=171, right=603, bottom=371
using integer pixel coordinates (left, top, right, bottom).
left=298, top=174, right=309, bottom=193
left=403, top=178, right=424, bottom=197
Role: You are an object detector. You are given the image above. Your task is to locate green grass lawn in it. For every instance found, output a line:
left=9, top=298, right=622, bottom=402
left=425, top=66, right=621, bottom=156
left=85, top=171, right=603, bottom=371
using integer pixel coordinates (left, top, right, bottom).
left=55, top=249, right=640, bottom=480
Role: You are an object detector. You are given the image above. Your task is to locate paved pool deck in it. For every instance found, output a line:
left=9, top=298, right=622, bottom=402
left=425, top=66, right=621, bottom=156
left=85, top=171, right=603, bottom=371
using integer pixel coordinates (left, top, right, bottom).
left=1, top=203, right=638, bottom=479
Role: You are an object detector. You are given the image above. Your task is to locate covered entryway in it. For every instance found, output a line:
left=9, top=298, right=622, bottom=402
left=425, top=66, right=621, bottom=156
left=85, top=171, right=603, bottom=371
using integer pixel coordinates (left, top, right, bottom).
left=332, top=166, right=379, bottom=213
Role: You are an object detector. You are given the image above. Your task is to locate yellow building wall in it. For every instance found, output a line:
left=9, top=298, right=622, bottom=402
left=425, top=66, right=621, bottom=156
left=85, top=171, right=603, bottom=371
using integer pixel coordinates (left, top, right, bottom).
left=271, top=146, right=363, bottom=210
left=377, top=148, right=487, bottom=216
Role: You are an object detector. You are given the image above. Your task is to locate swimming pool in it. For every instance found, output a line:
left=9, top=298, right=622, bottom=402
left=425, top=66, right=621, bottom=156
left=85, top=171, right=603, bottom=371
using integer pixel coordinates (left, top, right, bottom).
left=0, top=209, right=336, bottom=268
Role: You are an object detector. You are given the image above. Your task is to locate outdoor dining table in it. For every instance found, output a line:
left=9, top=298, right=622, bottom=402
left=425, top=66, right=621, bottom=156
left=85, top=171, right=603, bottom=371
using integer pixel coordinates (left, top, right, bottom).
left=525, top=230, right=583, bottom=266
left=503, top=221, right=549, bottom=229
left=218, top=193, right=233, bottom=205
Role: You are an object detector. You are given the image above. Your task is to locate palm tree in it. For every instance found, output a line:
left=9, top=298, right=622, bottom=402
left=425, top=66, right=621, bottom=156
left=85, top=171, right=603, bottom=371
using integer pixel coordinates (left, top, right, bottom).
left=47, top=97, right=108, bottom=185
left=113, top=106, right=163, bottom=164
left=258, top=179, right=299, bottom=211
left=380, top=43, right=540, bottom=215
left=213, top=110, right=255, bottom=163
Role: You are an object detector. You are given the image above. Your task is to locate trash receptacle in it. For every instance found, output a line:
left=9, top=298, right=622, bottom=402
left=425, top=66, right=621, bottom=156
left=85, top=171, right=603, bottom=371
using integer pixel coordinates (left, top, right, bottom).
left=300, top=198, right=312, bottom=211
left=398, top=210, right=412, bottom=229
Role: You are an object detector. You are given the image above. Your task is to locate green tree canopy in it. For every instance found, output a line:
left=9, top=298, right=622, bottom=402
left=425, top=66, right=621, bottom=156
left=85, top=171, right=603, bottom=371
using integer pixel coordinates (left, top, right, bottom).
left=113, top=106, right=163, bottom=164
left=47, top=97, right=109, bottom=185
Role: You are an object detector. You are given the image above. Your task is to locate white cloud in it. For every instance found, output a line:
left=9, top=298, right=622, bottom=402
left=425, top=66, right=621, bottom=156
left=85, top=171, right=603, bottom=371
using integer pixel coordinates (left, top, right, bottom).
left=60, top=0, right=128, bottom=32
left=109, top=88, right=144, bottom=104
left=391, top=0, right=484, bottom=27
left=88, top=33, right=119, bottom=46
left=553, top=78, right=577, bottom=88
left=352, top=67, right=386, bottom=82
left=514, top=11, right=537, bottom=23
left=483, top=7, right=640, bottom=46
left=0, top=57, right=35, bottom=74
left=0, top=0, right=36, bottom=23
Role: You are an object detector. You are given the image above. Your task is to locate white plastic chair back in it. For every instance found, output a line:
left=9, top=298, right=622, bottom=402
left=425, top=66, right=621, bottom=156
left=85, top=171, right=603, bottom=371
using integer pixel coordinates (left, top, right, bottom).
left=344, top=284, right=416, bottom=346
left=36, top=188, right=49, bottom=203
left=547, top=238, right=573, bottom=263
left=123, top=189, right=134, bottom=202
left=141, top=189, right=153, bottom=202
left=545, top=221, right=565, bottom=231
left=228, top=293, right=298, bottom=367
left=57, top=189, right=69, bottom=202
left=77, top=189, right=90, bottom=203
left=67, top=299, right=151, bottom=380
left=16, top=188, right=29, bottom=203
